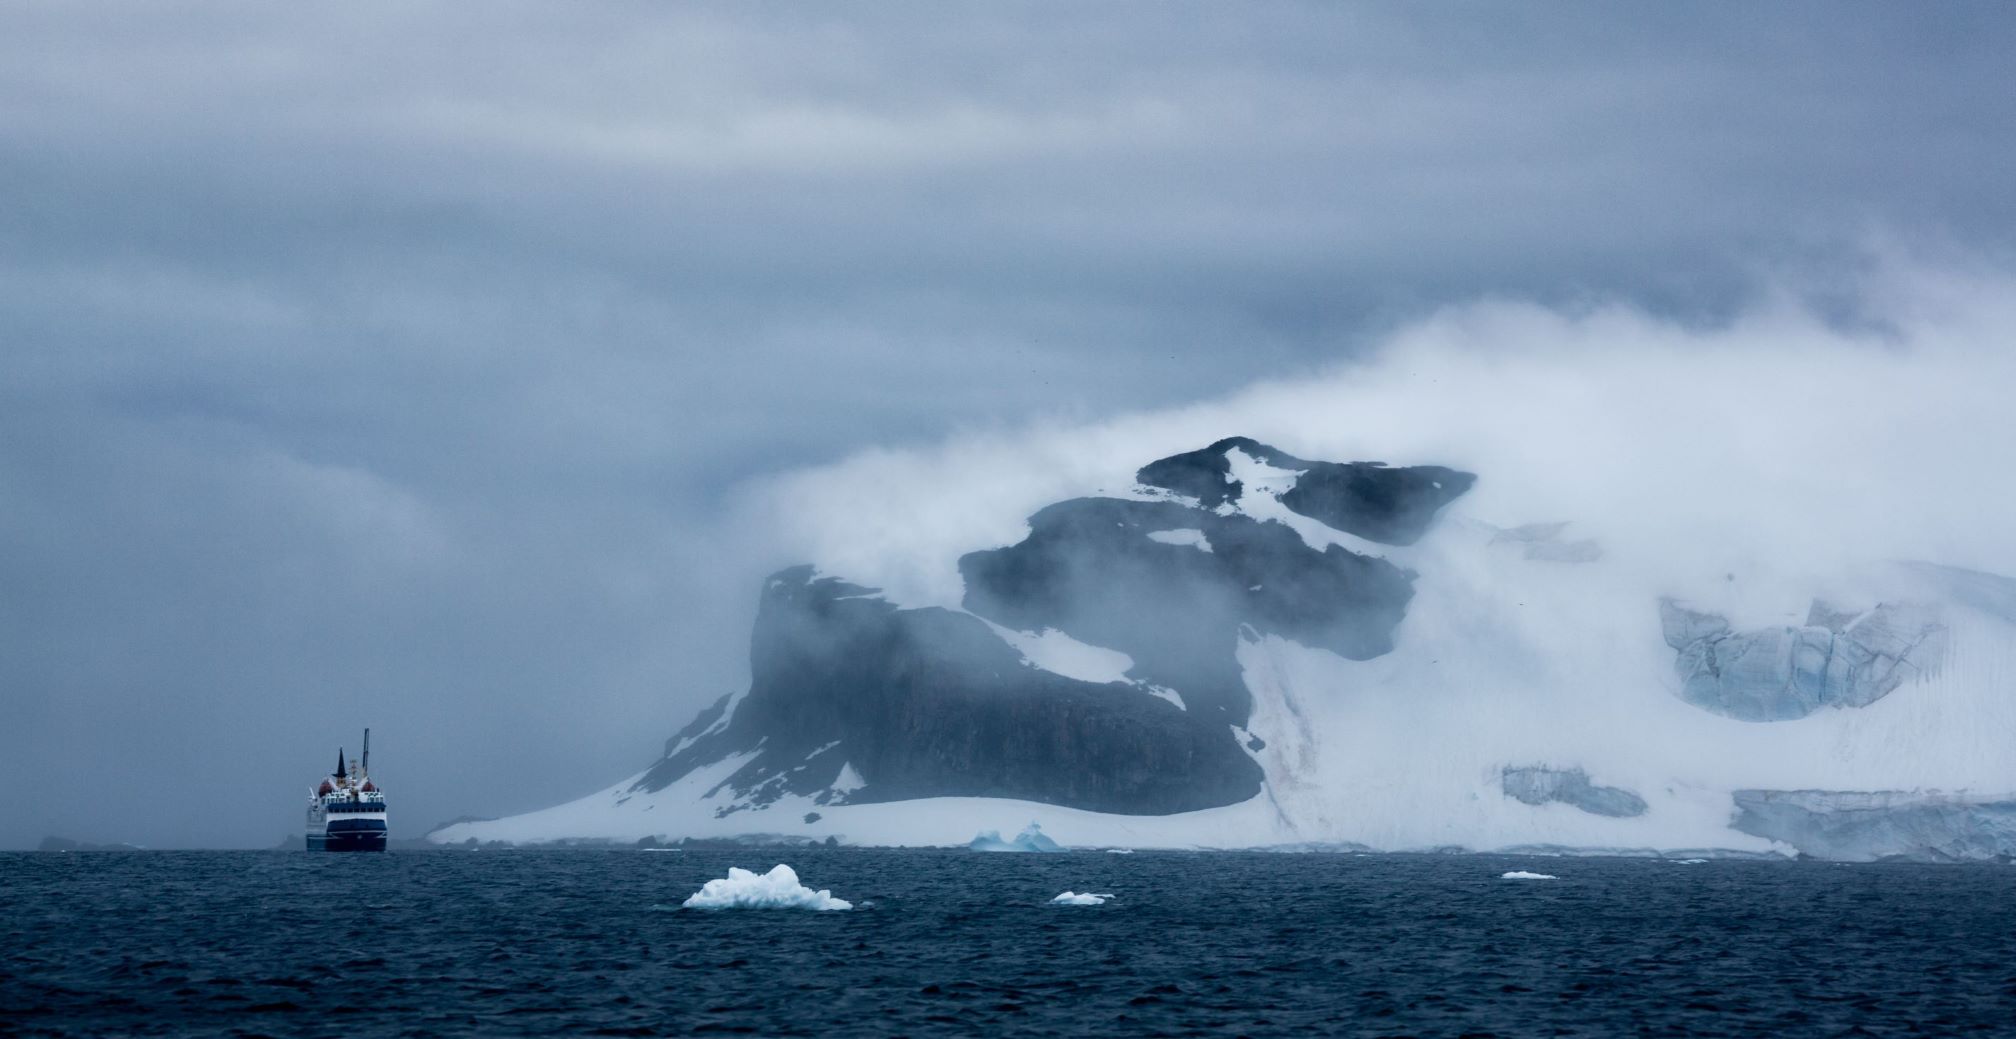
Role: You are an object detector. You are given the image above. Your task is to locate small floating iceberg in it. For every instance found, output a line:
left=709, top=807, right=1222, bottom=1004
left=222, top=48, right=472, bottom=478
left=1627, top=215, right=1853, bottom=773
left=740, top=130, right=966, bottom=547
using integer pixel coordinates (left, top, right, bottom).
left=968, top=822, right=1064, bottom=853
left=1501, top=870, right=1559, bottom=881
left=680, top=864, right=852, bottom=910
left=1051, top=891, right=1113, bottom=906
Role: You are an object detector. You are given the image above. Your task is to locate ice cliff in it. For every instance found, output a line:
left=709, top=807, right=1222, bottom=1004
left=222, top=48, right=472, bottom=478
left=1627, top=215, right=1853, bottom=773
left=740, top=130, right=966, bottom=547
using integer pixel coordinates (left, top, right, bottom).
left=1732, top=790, right=2016, bottom=863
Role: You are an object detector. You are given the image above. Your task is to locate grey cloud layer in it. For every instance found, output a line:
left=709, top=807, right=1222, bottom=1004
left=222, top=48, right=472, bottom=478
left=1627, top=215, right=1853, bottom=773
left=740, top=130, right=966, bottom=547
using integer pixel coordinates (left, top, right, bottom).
left=4, top=1, right=2014, bottom=847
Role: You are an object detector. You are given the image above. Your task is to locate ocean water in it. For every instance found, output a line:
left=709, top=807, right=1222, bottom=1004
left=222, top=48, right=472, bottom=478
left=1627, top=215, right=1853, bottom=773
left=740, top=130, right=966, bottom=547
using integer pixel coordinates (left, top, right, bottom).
left=4, top=849, right=2014, bottom=1037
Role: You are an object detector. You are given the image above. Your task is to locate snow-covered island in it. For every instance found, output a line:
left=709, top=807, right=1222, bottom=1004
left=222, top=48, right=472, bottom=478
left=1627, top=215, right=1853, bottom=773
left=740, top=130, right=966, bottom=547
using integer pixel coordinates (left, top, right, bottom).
left=431, top=438, right=2016, bottom=863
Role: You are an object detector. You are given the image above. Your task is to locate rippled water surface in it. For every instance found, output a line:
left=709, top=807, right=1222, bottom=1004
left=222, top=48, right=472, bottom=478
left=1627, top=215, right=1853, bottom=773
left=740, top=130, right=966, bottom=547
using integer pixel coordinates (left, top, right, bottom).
left=5, top=849, right=2015, bottom=1036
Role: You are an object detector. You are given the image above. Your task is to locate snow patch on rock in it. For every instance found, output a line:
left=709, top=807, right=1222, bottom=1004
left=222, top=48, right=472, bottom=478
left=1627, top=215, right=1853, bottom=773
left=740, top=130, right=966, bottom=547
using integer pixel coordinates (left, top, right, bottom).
left=983, top=621, right=1136, bottom=685
left=828, top=763, right=865, bottom=799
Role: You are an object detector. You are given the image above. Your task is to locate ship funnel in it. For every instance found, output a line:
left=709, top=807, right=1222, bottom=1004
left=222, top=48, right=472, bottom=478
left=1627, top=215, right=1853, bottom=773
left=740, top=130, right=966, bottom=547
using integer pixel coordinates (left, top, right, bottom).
left=362, top=728, right=370, bottom=775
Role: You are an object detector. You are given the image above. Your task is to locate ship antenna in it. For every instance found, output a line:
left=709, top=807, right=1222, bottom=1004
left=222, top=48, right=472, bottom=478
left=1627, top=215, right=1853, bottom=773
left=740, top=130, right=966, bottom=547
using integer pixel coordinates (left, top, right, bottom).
left=362, top=728, right=370, bottom=776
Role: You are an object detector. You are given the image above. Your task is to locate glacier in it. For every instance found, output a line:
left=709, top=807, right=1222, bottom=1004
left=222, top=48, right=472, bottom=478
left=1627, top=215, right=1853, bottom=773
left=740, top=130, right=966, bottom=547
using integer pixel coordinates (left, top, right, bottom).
left=430, top=429, right=2016, bottom=862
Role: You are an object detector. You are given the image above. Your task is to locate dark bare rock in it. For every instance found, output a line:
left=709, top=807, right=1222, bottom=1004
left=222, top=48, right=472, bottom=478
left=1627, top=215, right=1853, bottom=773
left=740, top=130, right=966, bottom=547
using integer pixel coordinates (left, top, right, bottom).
left=634, top=567, right=1263, bottom=815
left=959, top=496, right=1416, bottom=726
left=627, top=437, right=1473, bottom=820
left=1135, top=436, right=1475, bottom=546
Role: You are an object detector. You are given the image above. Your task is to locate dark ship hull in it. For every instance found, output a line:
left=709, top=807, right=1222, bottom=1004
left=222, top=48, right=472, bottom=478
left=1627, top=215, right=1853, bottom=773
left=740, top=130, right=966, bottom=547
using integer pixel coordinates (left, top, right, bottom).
left=306, top=818, right=389, bottom=852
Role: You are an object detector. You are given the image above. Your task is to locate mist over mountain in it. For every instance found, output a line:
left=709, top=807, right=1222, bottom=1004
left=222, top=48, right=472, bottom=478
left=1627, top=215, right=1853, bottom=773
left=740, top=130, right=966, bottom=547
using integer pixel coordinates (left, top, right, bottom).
left=440, top=276, right=2016, bottom=860
left=8, top=4, right=2016, bottom=850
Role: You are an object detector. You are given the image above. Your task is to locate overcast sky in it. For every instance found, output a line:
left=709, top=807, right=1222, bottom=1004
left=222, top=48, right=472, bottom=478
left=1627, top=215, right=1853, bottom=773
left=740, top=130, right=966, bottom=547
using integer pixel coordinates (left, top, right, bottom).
left=5, top=2, right=2015, bottom=848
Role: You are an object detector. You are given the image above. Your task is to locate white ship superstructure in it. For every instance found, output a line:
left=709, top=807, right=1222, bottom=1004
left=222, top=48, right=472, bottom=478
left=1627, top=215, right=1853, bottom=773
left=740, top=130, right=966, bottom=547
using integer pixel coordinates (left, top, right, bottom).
left=306, top=728, right=388, bottom=852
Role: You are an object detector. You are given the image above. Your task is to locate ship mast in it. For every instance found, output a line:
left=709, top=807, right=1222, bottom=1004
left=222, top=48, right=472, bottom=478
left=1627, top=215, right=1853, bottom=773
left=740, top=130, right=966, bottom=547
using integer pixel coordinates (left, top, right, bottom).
left=362, top=728, right=370, bottom=777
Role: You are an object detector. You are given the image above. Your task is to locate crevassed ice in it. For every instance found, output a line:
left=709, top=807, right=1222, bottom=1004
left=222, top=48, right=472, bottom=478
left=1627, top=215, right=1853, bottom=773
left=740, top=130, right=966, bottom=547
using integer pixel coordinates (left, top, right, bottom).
left=680, top=864, right=852, bottom=910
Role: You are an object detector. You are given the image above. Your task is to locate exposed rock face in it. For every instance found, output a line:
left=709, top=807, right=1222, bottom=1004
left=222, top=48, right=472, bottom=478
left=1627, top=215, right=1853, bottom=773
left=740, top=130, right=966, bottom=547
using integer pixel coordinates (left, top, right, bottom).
left=1135, top=436, right=1474, bottom=546
left=1501, top=766, right=1647, bottom=818
left=960, top=497, right=1418, bottom=726
left=1660, top=599, right=1947, bottom=721
left=624, top=437, right=1473, bottom=820
left=1732, top=790, right=2016, bottom=862
left=635, top=567, right=1264, bottom=815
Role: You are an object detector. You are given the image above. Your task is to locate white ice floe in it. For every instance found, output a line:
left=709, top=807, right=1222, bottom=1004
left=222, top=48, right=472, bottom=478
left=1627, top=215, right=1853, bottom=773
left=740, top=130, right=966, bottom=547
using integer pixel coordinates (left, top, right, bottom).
left=1501, top=870, right=1558, bottom=881
left=1104, top=848, right=1134, bottom=854
left=680, top=864, right=852, bottom=910
left=969, top=822, right=1065, bottom=852
left=1673, top=858, right=1708, bottom=865
left=1051, top=891, right=1114, bottom=905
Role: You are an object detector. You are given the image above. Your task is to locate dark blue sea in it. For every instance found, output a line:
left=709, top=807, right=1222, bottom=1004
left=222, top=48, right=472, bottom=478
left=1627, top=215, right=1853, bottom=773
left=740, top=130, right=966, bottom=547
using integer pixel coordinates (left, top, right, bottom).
left=4, top=849, right=2014, bottom=1037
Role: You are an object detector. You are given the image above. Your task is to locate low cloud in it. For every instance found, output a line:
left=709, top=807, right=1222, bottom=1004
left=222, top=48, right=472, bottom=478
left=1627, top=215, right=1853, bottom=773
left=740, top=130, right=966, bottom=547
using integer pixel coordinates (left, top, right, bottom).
left=759, top=257, right=2016, bottom=620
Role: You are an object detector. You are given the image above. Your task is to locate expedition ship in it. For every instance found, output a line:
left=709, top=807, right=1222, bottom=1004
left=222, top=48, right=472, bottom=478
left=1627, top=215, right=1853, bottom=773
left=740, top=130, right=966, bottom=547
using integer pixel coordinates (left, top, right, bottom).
left=307, top=728, right=388, bottom=852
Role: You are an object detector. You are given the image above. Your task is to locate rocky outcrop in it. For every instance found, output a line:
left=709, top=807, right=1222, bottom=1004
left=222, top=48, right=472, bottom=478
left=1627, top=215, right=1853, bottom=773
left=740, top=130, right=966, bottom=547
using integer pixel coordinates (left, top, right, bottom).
left=1732, top=789, right=2016, bottom=862
left=960, top=496, right=1418, bottom=726
left=634, top=567, right=1264, bottom=815
left=1660, top=599, right=1946, bottom=721
left=622, top=437, right=1473, bottom=821
left=1501, top=766, right=1647, bottom=817
left=1135, top=436, right=1474, bottom=546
